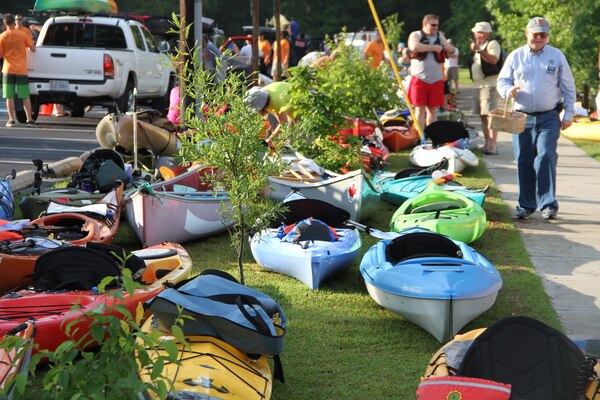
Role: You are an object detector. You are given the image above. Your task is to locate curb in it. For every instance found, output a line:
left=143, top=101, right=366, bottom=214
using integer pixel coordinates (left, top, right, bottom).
left=11, top=154, right=87, bottom=193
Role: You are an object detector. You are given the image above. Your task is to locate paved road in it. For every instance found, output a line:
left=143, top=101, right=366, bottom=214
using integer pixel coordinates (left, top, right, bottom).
left=0, top=101, right=104, bottom=177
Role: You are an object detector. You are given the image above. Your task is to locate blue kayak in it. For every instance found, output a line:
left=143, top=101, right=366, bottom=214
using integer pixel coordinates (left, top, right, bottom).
left=360, top=227, right=502, bottom=343
left=250, top=198, right=362, bottom=290
left=0, top=170, right=16, bottom=221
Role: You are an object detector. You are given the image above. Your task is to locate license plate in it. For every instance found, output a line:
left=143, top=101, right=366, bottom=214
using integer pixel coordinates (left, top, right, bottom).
left=49, top=80, right=69, bottom=91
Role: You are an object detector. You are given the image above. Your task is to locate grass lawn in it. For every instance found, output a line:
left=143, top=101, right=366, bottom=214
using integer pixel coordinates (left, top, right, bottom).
left=73, top=149, right=557, bottom=399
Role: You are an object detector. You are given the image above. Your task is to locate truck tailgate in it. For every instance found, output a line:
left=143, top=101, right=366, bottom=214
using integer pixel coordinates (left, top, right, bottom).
left=27, top=47, right=106, bottom=82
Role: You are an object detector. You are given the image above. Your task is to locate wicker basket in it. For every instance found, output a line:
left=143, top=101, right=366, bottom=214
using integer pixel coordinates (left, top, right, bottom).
left=490, top=98, right=527, bottom=134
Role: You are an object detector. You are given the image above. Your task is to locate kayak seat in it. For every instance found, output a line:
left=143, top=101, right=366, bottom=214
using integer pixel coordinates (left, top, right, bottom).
left=457, top=316, right=587, bottom=400
left=411, top=201, right=463, bottom=214
left=140, top=259, right=181, bottom=284
left=386, top=232, right=461, bottom=264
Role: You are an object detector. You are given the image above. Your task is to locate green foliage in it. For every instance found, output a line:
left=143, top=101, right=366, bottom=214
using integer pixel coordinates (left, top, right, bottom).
left=14, top=272, right=182, bottom=400
left=286, top=40, right=404, bottom=171
left=175, top=46, right=290, bottom=284
left=381, top=13, right=404, bottom=50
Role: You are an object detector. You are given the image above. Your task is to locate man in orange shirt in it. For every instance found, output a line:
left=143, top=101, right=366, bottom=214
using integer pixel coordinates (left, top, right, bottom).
left=364, top=32, right=386, bottom=69
left=0, top=14, right=36, bottom=127
left=258, top=33, right=272, bottom=76
left=271, top=31, right=290, bottom=79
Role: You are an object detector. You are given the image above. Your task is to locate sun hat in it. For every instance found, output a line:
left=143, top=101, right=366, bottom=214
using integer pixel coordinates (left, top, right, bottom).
left=527, top=17, right=550, bottom=34
left=471, top=22, right=492, bottom=33
left=244, top=86, right=269, bottom=112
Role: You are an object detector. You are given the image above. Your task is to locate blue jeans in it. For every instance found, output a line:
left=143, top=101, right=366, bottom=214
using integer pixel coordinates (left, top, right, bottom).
left=512, top=110, right=560, bottom=212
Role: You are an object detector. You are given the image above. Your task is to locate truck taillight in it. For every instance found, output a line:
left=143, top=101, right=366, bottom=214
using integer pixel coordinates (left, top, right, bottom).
left=104, top=54, right=114, bottom=79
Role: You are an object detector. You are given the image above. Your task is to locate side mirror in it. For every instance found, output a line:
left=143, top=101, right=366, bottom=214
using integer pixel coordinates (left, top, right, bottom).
left=158, top=40, right=170, bottom=53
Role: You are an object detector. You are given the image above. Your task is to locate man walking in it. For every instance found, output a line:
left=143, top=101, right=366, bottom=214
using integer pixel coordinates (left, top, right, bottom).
left=497, top=17, right=575, bottom=220
left=0, top=13, right=36, bottom=127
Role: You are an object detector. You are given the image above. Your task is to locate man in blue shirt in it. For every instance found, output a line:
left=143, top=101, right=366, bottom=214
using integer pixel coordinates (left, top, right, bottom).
left=497, top=17, right=576, bottom=220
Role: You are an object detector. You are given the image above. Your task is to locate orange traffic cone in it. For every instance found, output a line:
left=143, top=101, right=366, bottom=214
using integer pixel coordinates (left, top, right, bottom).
left=39, top=104, right=54, bottom=116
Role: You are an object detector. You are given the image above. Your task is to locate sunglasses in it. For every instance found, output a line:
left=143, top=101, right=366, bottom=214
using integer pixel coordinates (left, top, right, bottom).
left=429, top=23, right=439, bottom=27
left=532, top=32, right=548, bottom=39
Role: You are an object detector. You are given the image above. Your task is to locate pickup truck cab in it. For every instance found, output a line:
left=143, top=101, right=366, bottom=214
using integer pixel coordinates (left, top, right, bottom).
left=24, top=15, right=176, bottom=121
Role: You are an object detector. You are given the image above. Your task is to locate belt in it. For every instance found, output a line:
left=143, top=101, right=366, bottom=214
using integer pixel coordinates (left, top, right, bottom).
left=517, top=103, right=563, bottom=116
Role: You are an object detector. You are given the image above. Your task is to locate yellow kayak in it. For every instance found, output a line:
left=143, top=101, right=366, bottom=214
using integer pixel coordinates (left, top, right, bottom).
left=561, top=116, right=600, bottom=141
left=139, top=317, right=272, bottom=400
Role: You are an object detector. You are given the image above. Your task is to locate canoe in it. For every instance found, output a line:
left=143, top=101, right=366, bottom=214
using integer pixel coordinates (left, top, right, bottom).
left=0, top=170, right=16, bottom=221
left=0, top=320, right=36, bottom=398
left=390, top=183, right=487, bottom=244
left=560, top=116, right=600, bottom=141
left=0, top=236, right=71, bottom=294
left=409, top=144, right=479, bottom=174
left=268, top=159, right=381, bottom=222
left=28, top=183, right=123, bottom=246
left=124, top=165, right=233, bottom=247
left=374, top=172, right=487, bottom=207
left=138, top=317, right=273, bottom=400
left=420, top=316, right=600, bottom=399
left=250, top=197, right=362, bottom=289
left=0, top=242, right=192, bottom=355
left=359, top=227, right=502, bottom=343
left=95, top=111, right=181, bottom=157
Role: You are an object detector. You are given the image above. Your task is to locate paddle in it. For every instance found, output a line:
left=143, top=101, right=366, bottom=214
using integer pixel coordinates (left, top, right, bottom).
left=345, top=220, right=401, bottom=241
left=0, top=239, right=36, bottom=253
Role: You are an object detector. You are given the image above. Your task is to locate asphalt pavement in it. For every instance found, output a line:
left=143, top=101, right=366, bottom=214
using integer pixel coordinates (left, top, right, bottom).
left=456, top=84, right=600, bottom=339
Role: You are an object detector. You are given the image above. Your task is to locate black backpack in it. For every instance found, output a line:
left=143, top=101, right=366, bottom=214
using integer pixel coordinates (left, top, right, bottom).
left=469, top=39, right=506, bottom=80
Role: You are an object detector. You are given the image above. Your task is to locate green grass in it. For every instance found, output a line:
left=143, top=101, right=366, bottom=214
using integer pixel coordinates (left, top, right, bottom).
left=571, top=139, right=600, bottom=162
left=17, top=149, right=560, bottom=398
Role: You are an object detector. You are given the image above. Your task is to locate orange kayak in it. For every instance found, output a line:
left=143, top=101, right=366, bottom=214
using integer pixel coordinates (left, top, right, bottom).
left=28, top=183, right=123, bottom=246
left=0, top=320, right=36, bottom=396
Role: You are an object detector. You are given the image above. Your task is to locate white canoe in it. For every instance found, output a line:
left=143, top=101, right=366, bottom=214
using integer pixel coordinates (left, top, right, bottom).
left=124, top=165, right=233, bottom=246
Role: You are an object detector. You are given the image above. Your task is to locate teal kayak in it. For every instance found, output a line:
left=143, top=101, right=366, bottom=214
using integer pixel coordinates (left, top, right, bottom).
left=34, top=0, right=118, bottom=13
left=374, top=172, right=487, bottom=206
left=390, top=183, right=486, bottom=244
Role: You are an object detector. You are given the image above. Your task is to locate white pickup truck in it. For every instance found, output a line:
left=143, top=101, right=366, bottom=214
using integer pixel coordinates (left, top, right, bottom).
left=22, top=15, right=176, bottom=121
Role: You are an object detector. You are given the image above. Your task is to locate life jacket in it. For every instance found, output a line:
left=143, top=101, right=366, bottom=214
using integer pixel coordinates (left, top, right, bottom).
left=410, top=31, right=447, bottom=63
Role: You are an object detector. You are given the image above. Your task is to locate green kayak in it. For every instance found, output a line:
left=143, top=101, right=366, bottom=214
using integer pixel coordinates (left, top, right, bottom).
left=390, top=183, right=486, bottom=244
left=34, top=0, right=118, bottom=13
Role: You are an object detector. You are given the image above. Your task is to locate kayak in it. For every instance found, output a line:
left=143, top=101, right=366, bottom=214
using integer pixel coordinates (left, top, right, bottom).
left=390, top=183, right=487, bottom=244
left=250, top=197, right=362, bottom=289
left=420, top=316, right=600, bottom=399
left=374, top=172, right=487, bottom=206
left=360, top=227, right=502, bottom=343
left=28, top=183, right=123, bottom=246
left=19, top=189, right=105, bottom=220
left=409, top=144, right=479, bottom=174
left=0, top=321, right=36, bottom=397
left=560, top=116, right=600, bottom=141
left=0, top=236, right=71, bottom=294
left=0, top=170, right=16, bottom=221
left=0, top=242, right=192, bottom=355
left=138, top=318, right=272, bottom=400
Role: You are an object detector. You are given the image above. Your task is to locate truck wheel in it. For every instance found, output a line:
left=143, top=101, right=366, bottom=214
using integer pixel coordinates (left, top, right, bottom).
left=117, top=80, right=134, bottom=113
left=151, top=75, right=176, bottom=116
left=15, top=97, right=40, bottom=123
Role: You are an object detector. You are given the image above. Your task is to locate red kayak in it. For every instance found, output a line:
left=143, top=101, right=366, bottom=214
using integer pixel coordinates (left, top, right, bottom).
left=0, top=242, right=192, bottom=355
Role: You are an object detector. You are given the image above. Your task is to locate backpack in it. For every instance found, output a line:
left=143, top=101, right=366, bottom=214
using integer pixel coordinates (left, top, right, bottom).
left=469, top=39, right=506, bottom=80
left=67, top=149, right=129, bottom=193
left=146, top=269, right=287, bottom=382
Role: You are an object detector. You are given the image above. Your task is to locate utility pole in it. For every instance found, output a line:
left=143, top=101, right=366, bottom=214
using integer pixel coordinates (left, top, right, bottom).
left=274, top=0, right=281, bottom=82
left=251, top=0, right=260, bottom=86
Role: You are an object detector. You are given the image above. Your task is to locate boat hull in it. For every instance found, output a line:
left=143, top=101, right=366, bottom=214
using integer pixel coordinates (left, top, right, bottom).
left=359, top=228, right=502, bottom=342
left=375, top=173, right=486, bottom=206
left=139, top=320, right=272, bottom=400
left=390, top=184, right=486, bottom=244
left=250, top=227, right=362, bottom=289
left=124, top=166, right=233, bottom=246
left=268, top=169, right=380, bottom=222
left=0, top=242, right=192, bottom=354
left=409, top=145, right=479, bottom=173
left=560, top=116, right=600, bottom=141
